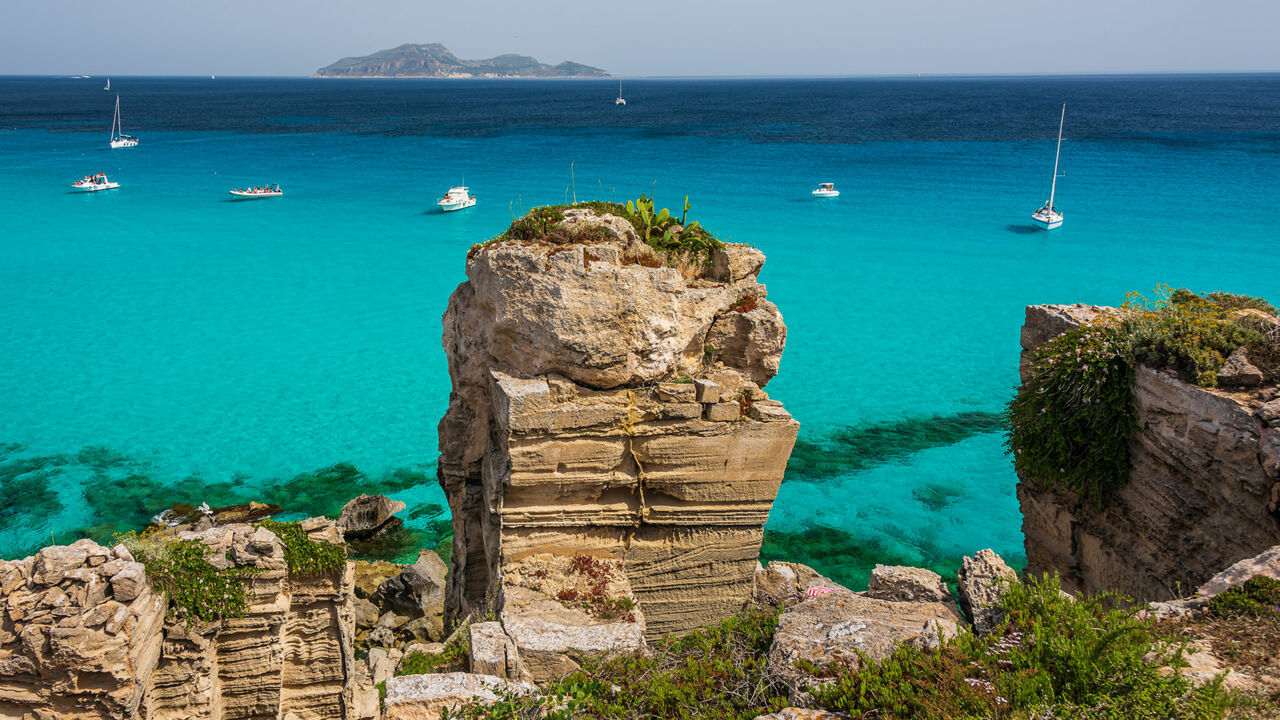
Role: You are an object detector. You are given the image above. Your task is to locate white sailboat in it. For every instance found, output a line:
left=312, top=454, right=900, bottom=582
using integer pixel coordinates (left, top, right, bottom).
left=109, top=95, right=138, bottom=149
left=615, top=79, right=626, bottom=106
left=103, top=78, right=110, bottom=90
left=1031, top=103, right=1066, bottom=230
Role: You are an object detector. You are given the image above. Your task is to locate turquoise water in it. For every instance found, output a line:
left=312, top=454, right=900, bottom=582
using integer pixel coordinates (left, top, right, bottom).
left=3, top=76, right=1279, bottom=583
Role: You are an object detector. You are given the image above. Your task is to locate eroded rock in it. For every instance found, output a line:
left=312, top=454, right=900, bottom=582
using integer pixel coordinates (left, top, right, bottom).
left=383, top=672, right=536, bottom=720
left=339, top=494, right=408, bottom=540
left=957, top=549, right=1018, bottom=635
left=866, top=565, right=951, bottom=604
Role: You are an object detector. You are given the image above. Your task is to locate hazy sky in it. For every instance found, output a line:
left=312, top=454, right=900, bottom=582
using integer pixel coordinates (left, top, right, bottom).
left=4, top=0, right=1278, bottom=77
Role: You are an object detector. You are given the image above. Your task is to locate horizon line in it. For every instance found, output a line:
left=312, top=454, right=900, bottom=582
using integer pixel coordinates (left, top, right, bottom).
left=5, top=70, right=1280, bottom=81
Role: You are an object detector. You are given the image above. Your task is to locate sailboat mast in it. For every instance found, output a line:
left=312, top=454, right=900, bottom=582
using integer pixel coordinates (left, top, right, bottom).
left=1048, top=103, right=1065, bottom=211
left=111, top=96, right=119, bottom=140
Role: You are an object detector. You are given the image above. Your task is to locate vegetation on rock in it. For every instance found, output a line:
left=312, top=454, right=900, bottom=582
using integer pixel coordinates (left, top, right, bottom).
left=440, top=574, right=1239, bottom=719
left=117, top=528, right=261, bottom=626
left=1206, top=576, right=1280, bottom=620
left=472, top=196, right=725, bottom=268
left=256, top=519, right=347, bottom=577
left=1009, top=286, right=1279, bottom=503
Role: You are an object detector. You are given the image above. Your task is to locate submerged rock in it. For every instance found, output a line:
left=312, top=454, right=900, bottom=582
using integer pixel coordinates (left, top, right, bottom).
left=338, top=493, right=408, bottom=540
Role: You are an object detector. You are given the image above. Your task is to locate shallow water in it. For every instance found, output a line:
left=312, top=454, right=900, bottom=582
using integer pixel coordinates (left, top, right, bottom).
left=2, top=75, right=1279, bottom=579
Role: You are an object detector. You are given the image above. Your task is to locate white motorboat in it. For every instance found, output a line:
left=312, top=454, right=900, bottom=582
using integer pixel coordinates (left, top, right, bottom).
left=109, top=95, right=138, bottom=149
left=811, top=182, right=840, bottom=198
left=1031, top=104, right=1066, bottom=231
left=71, top=173, right=119, bottom=192
left=229, top=184, right=283, bottom=199
left=615, top=79, right=626, bottom=106
left=437, top=186, right=476, bottom=212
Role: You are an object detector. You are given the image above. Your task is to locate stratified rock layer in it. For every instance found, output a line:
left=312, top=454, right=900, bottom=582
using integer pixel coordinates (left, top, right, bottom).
left=0, top=521, right=354, bottom=720
left=1017, top=304, right=1280, bottom=600
left=438, top=216, right=799, bottom=639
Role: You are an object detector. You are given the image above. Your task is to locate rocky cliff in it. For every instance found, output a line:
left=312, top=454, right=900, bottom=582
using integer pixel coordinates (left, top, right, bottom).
left=437, top=207, right=799, bottom=639
left=0, top=519, right=354, bottom=720
left=1017, top=304, right=1280, bottom=599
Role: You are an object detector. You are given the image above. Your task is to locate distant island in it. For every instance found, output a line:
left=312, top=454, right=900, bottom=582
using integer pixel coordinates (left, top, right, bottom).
left=314, top=43, right=609, bottom=78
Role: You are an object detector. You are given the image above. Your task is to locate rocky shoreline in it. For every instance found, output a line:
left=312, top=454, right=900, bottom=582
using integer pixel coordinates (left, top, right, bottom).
left=3, top=207, right=1280, bottom=718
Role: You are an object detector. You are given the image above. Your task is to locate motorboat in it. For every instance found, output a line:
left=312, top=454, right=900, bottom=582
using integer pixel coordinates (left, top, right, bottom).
left=109, top=95, right=138, bottom=149
left=437, top=186, right=476, bottom=212
left=1031, top=104, right=1066, bottom=230
left=71, top=173, right=119, bottom=192
left=811, top=182, right=840, bottom=198
left=615, top=79, right=626, bottom=106
left=229, top=184, right=283, bottom=199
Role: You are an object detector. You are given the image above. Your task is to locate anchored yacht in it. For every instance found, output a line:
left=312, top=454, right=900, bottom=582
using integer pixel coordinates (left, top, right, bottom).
left=437, top=186, right=476, bottom=212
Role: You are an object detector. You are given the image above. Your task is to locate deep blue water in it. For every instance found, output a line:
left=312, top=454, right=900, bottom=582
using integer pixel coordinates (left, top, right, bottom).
left=2, top=75, right=1279, bottom=583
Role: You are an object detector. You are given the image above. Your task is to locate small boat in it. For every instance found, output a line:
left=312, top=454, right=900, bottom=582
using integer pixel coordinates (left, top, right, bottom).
left=104, top=78, right=110, bottom=90
left=811, top=182, right=840, bottom=198
left=109, top=95, right=138, bottom=149
left=229, top=184, right=283, bottom=199
left=437, top=186, right=476, bottom=212
left=1031, top=103, right=1066, bottom=231
left=615, top=80, right=626, bottom=106
left=71, top=173, right=119, bottom=192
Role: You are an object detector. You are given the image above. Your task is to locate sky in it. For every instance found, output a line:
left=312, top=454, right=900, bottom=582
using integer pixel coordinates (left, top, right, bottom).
left=3, top=0, right=1279, bottom=77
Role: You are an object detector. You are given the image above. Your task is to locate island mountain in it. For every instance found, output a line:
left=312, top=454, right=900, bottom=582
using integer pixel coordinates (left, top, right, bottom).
left=314, top=43, right=608, bottom=78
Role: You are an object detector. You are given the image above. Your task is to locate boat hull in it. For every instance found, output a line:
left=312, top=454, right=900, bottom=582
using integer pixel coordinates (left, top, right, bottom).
left=438, top=198, right=476, bottom=212
left=1031, top=213, right=1063, bottom=230
left=811, top=190, right=840, bottom=198
left=229, top=191, right=283, bottom=199
left=71, top=183, right=119, bottom=192
left=109, top=139, right=138, bottom=149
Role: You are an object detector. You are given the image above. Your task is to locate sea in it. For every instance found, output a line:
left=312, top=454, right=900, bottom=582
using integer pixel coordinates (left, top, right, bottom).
left=2, top=75, right=1279, bottom=586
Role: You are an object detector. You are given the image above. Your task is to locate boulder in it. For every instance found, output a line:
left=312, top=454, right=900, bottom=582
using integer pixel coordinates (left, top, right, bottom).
left=354, top=559, right=403, bottom=599
left=767, top=590, right=960, bottom=700
left=1217, top=348, right=1263, bottom=387
left=470, top=621, right=523, bottom=681
left=382, top=672, right=537, bottom=720
left=753, top=561, right=845, bottom=607
left=1194, top=545, right=1280, bottom=598
left=374, top=551, right=448, bottom=618
left=368, top=646, right=404, bottom=686
left=956, top=549, right=1018, bottom=635
left=339, top=494, right=408, bottom=540
left=866, top=565, right=952, bottom=604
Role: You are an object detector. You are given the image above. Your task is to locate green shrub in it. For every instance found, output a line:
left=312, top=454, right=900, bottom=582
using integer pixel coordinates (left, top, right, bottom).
left=117, top=528, right=261, bottom=626
left=472, top=196, right=725, bottom=267
left=811, top=574, right=1228, bottom=720
left=397, top=636, right=470, bottom=676
left=257, top=519, right=347, bottom=577
left=1008, top=285, right=1278, bottom=502
left=1008, top=324, right=1136, bottom=503
left=444, top=610, right=786, bottom=720
left=1206, top=576, right=1280, bottom=619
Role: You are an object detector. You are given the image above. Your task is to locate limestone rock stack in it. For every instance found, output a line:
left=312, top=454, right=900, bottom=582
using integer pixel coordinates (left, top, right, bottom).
left=0, top=519, right=354, bottom=720
left=437, top=209, right=799, bottom=638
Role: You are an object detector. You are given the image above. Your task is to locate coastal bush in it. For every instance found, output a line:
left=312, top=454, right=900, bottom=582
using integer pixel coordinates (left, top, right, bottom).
left=117, top=528, right=260, bottom=626
left=1205, top=576, right=1280, bottom=620
left=810, top=574, right=1229, bottom=720
left=397, top=635, right=470, bottom=676
left=443, top=610, right=787, bottom=719
left=1008, top=286, right=1278, bottom=503
left=1007, top=324, right=1135, bottom=504
left=256, top=519, right=347, bottom=577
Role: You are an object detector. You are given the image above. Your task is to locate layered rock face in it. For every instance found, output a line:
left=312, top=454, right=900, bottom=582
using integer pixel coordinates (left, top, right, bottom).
left=438, top=211, right=799, bottom=638
left=0, top=520, right=354, bottom=720
left=1017, top=304, right=1280, bottom=600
